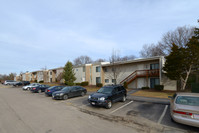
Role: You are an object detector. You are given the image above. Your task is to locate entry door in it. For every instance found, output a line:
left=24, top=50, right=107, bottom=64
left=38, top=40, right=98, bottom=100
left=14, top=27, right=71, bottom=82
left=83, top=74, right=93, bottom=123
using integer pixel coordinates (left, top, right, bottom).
left=150, top=78, right=160, bottom=88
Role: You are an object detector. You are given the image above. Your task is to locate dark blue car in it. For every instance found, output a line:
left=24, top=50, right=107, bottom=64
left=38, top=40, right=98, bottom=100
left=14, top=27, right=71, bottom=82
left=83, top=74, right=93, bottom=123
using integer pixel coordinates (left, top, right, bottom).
left=45, top=86, right=65, bottom=96
left=30, top=84, right=50, bottom=93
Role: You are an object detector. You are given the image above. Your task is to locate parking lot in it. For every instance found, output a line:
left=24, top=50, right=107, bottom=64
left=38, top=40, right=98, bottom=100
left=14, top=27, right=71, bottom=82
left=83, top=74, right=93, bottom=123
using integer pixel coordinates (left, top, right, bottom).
left=56, top=92, right=199, bottom=133
left=0, top=85, right=199, bottom=133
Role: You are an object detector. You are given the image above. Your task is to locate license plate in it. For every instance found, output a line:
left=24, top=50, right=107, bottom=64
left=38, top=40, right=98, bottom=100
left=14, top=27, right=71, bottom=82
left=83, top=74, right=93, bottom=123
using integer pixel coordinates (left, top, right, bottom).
left=52, top=95, right=54, bottom=98
left=193, top=114, right=199, bottom=119
left=91, top=102, right=95, bottom=105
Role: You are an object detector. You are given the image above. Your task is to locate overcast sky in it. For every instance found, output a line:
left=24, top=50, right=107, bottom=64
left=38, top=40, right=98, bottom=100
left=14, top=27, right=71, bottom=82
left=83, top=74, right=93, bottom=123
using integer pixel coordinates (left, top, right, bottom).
left=0, top=0, right=198, bottom=75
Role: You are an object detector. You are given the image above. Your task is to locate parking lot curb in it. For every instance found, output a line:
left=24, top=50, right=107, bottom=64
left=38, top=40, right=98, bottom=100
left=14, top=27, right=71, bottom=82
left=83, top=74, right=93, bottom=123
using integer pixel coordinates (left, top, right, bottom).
left=127, top=95, right=170, bottom=105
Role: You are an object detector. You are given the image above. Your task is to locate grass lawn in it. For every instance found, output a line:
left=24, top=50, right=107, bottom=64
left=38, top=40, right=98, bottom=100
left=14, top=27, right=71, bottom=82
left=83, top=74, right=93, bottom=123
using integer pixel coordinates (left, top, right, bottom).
left=131, top=90, right=176, bottom=99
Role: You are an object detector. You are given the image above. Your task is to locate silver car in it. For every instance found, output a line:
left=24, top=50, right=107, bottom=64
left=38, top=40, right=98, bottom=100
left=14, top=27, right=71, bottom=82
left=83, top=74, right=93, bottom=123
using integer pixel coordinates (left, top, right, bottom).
left=169, top=93, right=199, bottom=128
left=22, top=83, right=40, bottom=90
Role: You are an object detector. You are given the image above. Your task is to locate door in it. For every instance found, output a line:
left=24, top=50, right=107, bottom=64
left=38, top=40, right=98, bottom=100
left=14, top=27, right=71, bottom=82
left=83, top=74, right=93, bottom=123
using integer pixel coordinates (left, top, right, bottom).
left=150, top=78, right=160, bottom=89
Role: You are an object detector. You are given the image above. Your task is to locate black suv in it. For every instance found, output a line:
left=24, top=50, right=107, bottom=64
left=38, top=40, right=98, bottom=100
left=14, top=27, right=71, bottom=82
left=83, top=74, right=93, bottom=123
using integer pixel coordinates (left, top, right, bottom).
left=88, top=85, right=127, bottom=109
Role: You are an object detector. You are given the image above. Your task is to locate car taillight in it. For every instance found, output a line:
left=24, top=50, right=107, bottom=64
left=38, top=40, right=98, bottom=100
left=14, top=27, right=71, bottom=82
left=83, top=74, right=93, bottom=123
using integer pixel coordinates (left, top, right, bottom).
left=173, top=110, right=192, bottom=116
left=33, top=88, right=36, bottom=90
left=47, top=90, right=50, bottom=92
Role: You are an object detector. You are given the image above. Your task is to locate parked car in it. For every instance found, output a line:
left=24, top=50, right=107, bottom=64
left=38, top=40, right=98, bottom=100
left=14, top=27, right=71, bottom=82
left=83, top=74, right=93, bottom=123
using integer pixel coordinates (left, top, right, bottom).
left=169, top=93, right=199, bottom=128
left=4, top=80, right=15, bottom=85
left=30, top=84, right=50, bottom=93
left=88, top=85, right=127, bottom=109
left=13, top=81, right=23, bottom=87
left=22, top=83, right=40, bottom=90
left=52, top=86, right=87, bottom=100
left=45, top=86, right=65, bottom=96
left=21, top=81, right=30, bottom=85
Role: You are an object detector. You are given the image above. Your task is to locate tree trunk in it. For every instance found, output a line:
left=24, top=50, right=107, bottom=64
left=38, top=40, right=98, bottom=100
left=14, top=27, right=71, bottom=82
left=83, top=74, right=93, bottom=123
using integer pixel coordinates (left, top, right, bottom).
left=182, top=65, right=192, bottom=90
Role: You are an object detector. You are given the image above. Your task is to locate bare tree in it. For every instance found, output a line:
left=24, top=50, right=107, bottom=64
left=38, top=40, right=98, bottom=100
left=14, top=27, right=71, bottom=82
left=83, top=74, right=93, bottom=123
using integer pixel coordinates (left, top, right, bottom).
left=120, top=55, right=136, bottom=61
left=94, top=58, right=106, bottom=63
left=140, top=43, right=165, bottom=58
left=139, top=26, right=195, bottom=57
left=73, top=55, right=93, bottom=66
left=159, top=26, right=195, bottom=55
left=107, top=50, right=124, bottom=84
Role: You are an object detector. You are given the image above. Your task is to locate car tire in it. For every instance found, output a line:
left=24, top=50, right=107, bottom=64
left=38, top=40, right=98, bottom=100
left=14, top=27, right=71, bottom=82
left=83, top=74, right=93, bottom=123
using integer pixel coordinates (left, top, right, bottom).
left=121, top=95, right=126, bottom=102
left=63, top=95, right=68, bottom=100
left=81, top=92, right=85, bottom=96
left=106, top=101, right=112, bottom=109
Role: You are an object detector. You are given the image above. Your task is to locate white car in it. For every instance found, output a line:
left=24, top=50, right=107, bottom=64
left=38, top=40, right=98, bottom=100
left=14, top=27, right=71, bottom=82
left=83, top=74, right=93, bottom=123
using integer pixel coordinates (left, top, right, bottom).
left=4, top=80, right=17, bottom=85
left=22, top=83, right=40, bottom=90
left=169, top=93, right=199, bottom=128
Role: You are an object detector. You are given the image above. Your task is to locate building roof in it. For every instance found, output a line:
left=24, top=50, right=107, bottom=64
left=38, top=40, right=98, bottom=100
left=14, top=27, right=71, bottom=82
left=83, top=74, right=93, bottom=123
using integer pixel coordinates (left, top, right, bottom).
left=102, top=56, right=164, bottom=67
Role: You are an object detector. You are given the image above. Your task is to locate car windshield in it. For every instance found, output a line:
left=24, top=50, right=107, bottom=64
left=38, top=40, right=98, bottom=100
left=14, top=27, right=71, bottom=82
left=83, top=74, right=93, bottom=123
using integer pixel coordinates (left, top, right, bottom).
left=97, top=87, right=113, bottom=94
left=61, top=87, right=71, bottom=92
left=175, top=96, right=199, bottom=106
left=48, top=86, right=56, bottom=89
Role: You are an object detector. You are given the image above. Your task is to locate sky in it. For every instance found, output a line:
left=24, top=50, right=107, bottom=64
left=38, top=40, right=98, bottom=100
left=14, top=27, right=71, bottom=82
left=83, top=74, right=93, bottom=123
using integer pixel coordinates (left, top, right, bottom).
left=0, top=0, right=199, bottom=75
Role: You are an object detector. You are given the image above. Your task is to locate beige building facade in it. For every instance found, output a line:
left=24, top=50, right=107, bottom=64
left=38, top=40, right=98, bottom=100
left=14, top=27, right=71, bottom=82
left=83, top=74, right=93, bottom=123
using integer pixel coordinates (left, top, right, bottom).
left=15, top=56, right=177, bottom=91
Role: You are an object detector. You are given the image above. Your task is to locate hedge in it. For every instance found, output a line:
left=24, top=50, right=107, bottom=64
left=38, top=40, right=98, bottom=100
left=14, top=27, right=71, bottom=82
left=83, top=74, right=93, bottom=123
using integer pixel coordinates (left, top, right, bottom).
left=154, top=85, right=164, bottom=91
left=141, top=87, right=150, bottom=90
left=81, top=81, right=89, bottom=86
left=96, top=83, right=103, bottom=87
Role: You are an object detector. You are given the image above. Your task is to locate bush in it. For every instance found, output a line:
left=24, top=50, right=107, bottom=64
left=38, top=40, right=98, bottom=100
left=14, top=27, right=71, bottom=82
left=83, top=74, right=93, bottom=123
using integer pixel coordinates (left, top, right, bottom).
left=81, top=81, right=89, bottom=86
left=75, top=83, right=81, bottom=86
left=154, top=85, right=164, bottom=91
left=65, top=82, right=74, bottom=86
left=96, top=83, right=103, bottom=87
left=123, top=82, right=128, bottom=88
left=39, top=80, right=44, bottom=83
left=141, top=87, right=150, bottom=90
left=191, top=83, right=199, bottom=93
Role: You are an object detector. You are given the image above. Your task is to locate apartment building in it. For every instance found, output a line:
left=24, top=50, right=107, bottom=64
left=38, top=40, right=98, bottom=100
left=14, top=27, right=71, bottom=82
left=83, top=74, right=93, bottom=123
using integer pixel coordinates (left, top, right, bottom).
left=48, top=67, right=64, bottom=83
left=15, top=56, right=177, bottom=90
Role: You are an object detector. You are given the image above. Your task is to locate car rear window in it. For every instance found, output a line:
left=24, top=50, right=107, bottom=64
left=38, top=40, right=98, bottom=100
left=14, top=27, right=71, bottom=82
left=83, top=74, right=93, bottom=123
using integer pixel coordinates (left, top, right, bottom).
left=175, top=96, right=199, bottom=106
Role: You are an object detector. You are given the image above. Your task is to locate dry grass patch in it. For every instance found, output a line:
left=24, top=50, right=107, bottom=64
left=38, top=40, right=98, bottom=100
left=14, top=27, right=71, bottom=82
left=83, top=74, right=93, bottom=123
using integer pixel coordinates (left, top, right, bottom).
left=85, top=86, right=100, bottom=92
left=132, top=90, right=175, bottom=99
left=41, top=83, right=61, bottom=86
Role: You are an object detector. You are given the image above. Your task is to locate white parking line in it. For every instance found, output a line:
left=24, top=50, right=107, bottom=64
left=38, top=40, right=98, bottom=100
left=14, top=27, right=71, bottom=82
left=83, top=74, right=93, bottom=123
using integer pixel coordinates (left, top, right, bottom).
left=158, top=105, right=168, bottom=124
left=109, top=101, right=133, bottom=114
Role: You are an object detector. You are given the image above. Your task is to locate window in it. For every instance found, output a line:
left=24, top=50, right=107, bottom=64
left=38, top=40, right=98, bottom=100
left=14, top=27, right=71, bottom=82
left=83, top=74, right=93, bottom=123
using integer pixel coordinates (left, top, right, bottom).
left=112, top=79, right=116, bottom=84
left=150, top=63, right=159, bottom=70
left=105, top=79, right=109, bottom=83
left=96, top=77, right=101, bottom=84
left=104, top=68, right=108, bottom=72
left=76, top=69, right=78, bottom=71
left=50, top=72, right=52, bottom=75
left=83, top=66, right=85, bottom=72
left=96, top=66, right=101, bottom=72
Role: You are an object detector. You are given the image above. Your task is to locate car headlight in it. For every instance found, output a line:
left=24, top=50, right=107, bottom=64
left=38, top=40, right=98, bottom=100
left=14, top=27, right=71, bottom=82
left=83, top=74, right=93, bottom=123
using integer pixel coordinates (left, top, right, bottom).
left=59, top=93, right=64, bottom=96
left=99, top=97, right=105, bottom=101
left=88, top=95, right=91, bottom=99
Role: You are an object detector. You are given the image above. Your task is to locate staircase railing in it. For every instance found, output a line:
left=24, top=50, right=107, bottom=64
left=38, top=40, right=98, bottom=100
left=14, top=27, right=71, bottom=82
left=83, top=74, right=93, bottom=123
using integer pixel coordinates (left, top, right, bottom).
left=120, top=69, right=159, bottom=85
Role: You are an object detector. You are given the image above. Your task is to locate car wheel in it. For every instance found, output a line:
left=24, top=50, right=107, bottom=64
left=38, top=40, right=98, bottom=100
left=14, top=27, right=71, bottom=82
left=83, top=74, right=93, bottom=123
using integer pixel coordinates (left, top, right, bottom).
left=81, top=92, right=85, bottom=96
left=63, top=95, right=68, bottom=100
left=38, top=89, right=42, bottom=93
left=106, top=101, right=112, bottom=109
left=121, top=95, right=126, bottom=102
